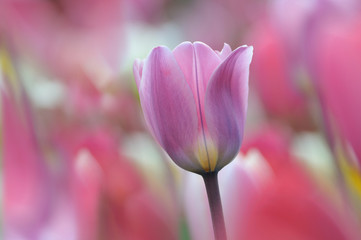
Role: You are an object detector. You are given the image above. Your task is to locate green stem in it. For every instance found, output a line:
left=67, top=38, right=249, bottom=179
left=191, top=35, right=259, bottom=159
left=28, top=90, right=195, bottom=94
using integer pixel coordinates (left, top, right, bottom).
left=202, top=171, right=227, bottom=240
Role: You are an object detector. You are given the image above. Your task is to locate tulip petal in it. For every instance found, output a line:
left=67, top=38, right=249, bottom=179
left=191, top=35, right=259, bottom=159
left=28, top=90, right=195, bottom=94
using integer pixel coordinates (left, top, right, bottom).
left=173, top=42, right=221, bottom=123
left=205, top=46, right=253, bottom=170
left=193, top=42, right=222, bottom=90
left=173, top=42, right=223, bottom=172
left=139, top=46, right=200, bottom=172
left=133, top=59, right=144, bottom=89
left=216, top=43, right=233, bottom=60
left=173, top=42, right=221, bottom=93
left=172, top=41, right=194, bottom=91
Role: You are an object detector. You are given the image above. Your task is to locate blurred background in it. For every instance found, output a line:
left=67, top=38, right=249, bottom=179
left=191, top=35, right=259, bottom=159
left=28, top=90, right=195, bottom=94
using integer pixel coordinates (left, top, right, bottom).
left=1, top=0, right=361, bottom=239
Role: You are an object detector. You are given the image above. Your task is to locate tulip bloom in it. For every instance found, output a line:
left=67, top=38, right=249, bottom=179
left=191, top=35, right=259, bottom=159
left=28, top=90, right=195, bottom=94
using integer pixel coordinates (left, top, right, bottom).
left=133, top=41, right=253, bottom=174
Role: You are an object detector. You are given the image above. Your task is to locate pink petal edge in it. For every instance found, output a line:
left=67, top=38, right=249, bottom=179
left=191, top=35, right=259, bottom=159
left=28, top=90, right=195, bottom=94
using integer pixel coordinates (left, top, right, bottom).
left=205, top=45, right=253, bottom=170
left=133, top=59, right=144, bottom=90
left=216, top=43, right=233, bottom=60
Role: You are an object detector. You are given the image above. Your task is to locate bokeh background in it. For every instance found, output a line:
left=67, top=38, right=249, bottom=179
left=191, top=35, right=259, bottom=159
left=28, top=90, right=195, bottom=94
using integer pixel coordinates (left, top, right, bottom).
left=1, top=0, right=361, bottom=239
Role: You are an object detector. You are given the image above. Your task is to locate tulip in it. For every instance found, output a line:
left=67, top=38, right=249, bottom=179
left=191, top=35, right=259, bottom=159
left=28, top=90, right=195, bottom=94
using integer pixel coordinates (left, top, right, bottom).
left=1, top=50, right=53, bottom=239
left=248, top=18, right=311, bottom=130
left=55, top=127, right=179, bottom=240
left=241, top=124, right=293, bottom=172
left=309, top=15, right=361, bottom=165
left=134, top=41, right=252, bottom=240
left=240, top=164, right=359, bottom=240
left=133, top=41, right=253, bottom=174
left=2, top=88, right=52, bottom=239
left=184, top=150, right=359, bottom=240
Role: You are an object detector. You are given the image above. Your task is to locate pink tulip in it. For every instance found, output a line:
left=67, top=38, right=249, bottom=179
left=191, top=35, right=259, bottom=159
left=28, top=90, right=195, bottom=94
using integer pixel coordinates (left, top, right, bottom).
left=55, top=127, right=178, bottom=240
left=0, top=0, right=123, bottom=82
left=82, top=131, right=178, bottom=240
left=241, top=124, right=293, bottom=172
left=309, top=15, right=361, bottom=164
left=133, top=41, right=253, bottom=173
left=184, top=147, right=359, bottom=240
left=240, top=164, right=359, bottom=240
left=1, top=81, right=51, bottom=238
left=248, top=19, right=311, bottom=129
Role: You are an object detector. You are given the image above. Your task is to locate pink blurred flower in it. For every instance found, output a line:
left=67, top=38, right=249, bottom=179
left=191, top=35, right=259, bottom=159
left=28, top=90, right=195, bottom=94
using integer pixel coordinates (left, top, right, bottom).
left=310, top=15, right=361, bottom=164
left=2, top=84, right=52, bottom=239
left=100, top=88, right=144, bottom=132
left=184, top=145, right=359, bottom=240
left=242, top=124, right=293, bottom=172
left=124, top=0, right=168, bottom=22
left=65, top=76, right=102, bottom=116
left=55, top=127, right=178, bottom=240
left=0, top=0, right=123, bottom=82
left=248, top=18, right=311, bottom=129
left=1, top=64, right=177, bottom=239
left=133, top=42, right=253, bottom=173
left=240, top=165, right=359, bottom=240
left=213, top=0, right=265, bottom=27
left=248, top=0, right=360, bottom=130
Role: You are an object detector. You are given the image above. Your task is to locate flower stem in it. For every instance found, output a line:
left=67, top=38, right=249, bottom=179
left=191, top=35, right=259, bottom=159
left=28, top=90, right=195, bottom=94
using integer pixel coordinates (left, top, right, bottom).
left=202, top=171, right=227, bottom=240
